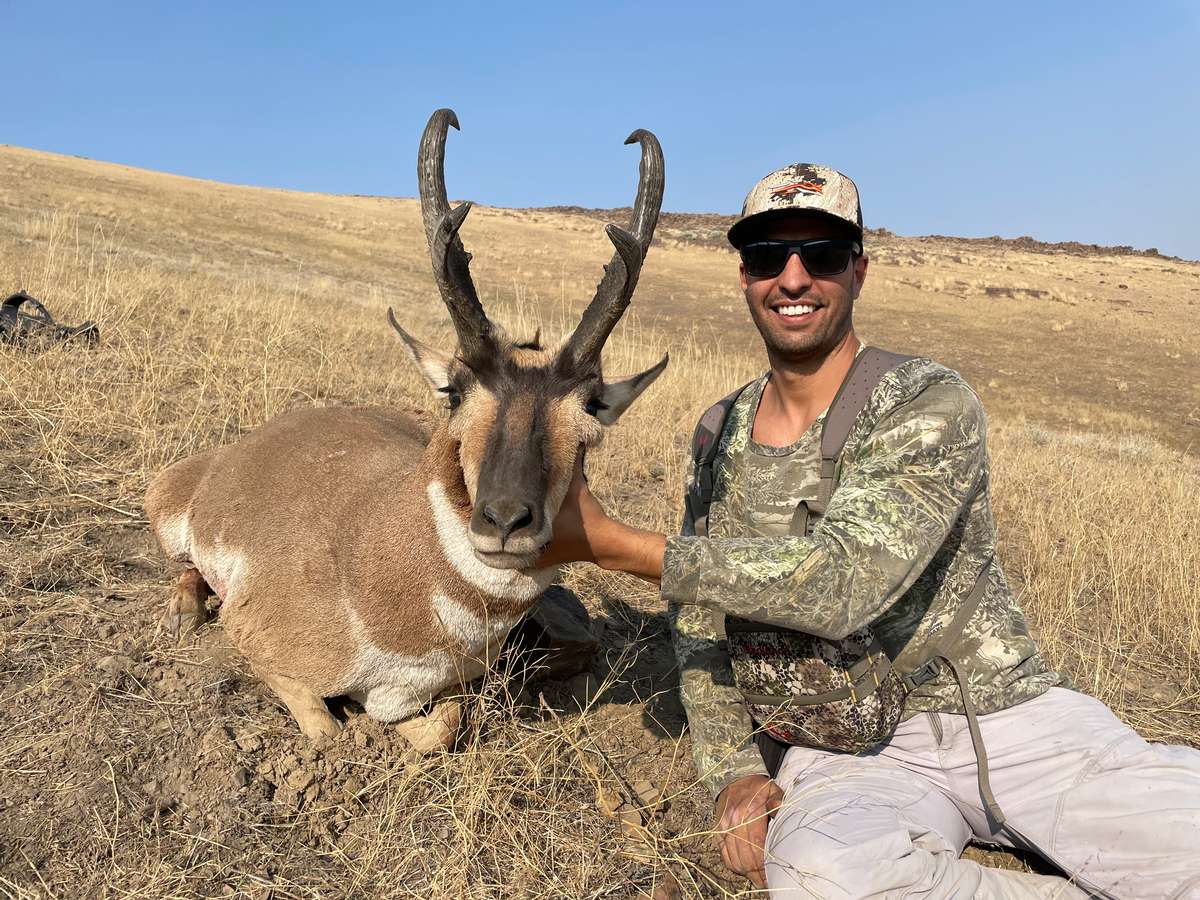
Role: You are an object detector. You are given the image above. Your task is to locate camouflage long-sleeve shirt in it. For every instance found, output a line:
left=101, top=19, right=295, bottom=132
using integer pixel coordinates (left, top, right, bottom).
left=664, top=357, right=1063, bottom=798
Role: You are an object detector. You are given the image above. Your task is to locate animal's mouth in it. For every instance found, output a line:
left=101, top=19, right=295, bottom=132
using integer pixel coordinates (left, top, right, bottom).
left=468, top=524, right=552, bottom=571
left=472, top=548, right=543, bottom=570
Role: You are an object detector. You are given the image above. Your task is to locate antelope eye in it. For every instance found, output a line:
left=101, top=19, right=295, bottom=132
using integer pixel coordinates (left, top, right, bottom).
left=584, top=396, right=607, bottom=417
left=440, top=387, right=462, bottom=411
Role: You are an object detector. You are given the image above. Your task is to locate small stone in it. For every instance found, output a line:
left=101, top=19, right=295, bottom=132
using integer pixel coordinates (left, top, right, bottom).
left=596, top=788, right=623, bottom=818
left=616, top=803, right=645, bottom=836
left=234, top=729, right=263, bottom=753
left=229, top=767, right=250, bottom=790
left=343, top=777, right=364, bottom=797
left=95, top=654, right=133, bottom=676
left=353, top=730, right=370, bottom=749
left=200, top=725, right=233, bottom=755
left=287, top=768, right=316, bottom=792
left=632, top=779, right=660, bottom=809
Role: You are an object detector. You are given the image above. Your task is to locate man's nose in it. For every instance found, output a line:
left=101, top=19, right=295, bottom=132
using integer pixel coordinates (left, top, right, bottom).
left=775, top=250, right=813, bottom=293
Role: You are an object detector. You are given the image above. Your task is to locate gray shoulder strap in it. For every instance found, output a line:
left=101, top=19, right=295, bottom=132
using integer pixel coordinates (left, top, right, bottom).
left=820, top=347, right=916, bottom=463
left=790, top=347, right=915, bottom=536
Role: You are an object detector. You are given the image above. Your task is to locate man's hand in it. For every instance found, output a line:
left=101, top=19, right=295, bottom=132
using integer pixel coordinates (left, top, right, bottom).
left=538, top=452, right=667, bottom=581
left=715, top=774, right=784, bottom=889
left=537, top=454, right=608, bottom=567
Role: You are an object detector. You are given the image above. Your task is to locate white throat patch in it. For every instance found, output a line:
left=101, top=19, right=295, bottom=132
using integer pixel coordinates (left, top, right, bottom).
left=426, top=481, right=558, bottom=601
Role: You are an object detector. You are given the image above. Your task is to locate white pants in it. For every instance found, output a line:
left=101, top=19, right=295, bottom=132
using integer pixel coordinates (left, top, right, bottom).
left=764, top=688, right=1200, bottom=899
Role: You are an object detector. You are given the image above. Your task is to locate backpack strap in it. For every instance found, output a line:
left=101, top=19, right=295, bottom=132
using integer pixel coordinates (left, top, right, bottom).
left=684, top=381, right=753, bottom=650
left=686, top=381, right=754, bottom=540
left=903, top=550, right=1006, bottom=826
left=789, top=347, right=915, bottom=537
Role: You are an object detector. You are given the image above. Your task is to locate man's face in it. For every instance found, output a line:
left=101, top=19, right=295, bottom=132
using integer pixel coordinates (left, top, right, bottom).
left=738, top=217, right=868, bottom=364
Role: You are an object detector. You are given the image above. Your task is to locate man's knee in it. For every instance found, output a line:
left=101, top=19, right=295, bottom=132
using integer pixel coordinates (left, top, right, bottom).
left=763, top=812, right=964, bottom=898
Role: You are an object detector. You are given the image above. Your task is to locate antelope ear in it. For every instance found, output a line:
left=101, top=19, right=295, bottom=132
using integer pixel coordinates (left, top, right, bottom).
left=388, top=308, right=454, bottom=391
left=595, top=353, right=669, bottom=425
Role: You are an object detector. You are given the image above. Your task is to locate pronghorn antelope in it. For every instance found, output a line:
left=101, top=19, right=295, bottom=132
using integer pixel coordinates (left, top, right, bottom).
left=144, top=109, right=666, bottom=746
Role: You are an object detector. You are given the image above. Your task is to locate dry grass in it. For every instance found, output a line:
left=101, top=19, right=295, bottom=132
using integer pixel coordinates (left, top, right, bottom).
left=1, top=146, right=1198, bottom=898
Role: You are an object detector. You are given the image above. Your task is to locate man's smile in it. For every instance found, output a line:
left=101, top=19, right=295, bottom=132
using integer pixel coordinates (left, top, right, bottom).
left=768, top=300, right=823, bottom=322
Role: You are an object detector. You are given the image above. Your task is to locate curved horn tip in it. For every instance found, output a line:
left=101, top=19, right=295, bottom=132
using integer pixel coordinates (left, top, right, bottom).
left=624, top=128, right=658, bottom=146
left=431, top=108, right=461, bottom=131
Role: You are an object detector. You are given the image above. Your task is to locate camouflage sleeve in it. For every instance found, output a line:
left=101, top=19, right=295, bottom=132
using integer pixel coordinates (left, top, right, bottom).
left=662, top=382, right=986, bottom=641
left=669, top=488, right=769, bottom=799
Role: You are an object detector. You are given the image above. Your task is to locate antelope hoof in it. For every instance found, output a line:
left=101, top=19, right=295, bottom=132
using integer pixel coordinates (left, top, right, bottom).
left=396, top=699, right=462, bottom=754
left=166, top=596, right=207, bottom=642
left=297, top=710, right=342, bottom=742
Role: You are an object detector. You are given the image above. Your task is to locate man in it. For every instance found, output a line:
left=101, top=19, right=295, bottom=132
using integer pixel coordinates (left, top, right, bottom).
left=542, top=165, right=1200, bottom=897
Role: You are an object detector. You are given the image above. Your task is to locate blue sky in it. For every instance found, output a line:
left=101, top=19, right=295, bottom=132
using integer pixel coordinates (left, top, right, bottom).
left=7, top=2, right=1199, bottom=258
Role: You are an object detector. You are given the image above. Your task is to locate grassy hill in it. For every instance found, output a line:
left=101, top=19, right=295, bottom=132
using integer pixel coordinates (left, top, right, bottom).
left=1, top=146, right=1197, bottom=897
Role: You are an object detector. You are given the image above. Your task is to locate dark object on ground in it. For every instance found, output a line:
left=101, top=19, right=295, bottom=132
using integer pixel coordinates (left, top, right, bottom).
left=1, top=291, right=100, bottom=348
left=505, top=585, right=600, bottom=682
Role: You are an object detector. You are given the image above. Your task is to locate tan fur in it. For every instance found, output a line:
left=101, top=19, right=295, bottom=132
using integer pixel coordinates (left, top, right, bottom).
left=145, top=402, right=562, bottom=738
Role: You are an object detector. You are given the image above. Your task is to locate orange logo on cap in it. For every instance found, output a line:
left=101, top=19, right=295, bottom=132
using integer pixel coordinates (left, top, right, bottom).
left=771, top=181, right=824, bottom=199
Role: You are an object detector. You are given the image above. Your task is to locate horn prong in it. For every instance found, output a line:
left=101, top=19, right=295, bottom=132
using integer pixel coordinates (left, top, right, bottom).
left=562, top=129, right=664, bottom=369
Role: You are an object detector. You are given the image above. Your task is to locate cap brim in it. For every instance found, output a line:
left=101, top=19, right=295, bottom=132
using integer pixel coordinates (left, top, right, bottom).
left=728, top=208, right=863, bottom=249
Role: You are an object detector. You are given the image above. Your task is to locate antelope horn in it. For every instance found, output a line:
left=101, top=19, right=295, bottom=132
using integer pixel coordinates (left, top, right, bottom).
left=417, top=108, right=493, bottom=361
left=564, top=128, right=665, bottom=370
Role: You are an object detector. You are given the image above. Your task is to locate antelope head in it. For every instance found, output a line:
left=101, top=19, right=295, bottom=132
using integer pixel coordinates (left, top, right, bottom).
left=390, top=108, right=667, bottom=570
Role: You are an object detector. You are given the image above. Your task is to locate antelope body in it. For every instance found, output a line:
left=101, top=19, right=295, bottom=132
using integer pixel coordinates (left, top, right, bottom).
left=144, top=109, right=666, bottom=744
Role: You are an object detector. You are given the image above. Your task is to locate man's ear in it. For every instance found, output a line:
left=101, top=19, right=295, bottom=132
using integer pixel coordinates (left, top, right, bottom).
left=387, top=308, right=454, bottom=391
left=595, top=353, right=669, bottom=425
left=852, top=253, right=869, bottom=300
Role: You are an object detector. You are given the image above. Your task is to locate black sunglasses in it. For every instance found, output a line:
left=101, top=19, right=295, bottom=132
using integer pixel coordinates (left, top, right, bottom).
left=739, top=238, right=862, bottom=278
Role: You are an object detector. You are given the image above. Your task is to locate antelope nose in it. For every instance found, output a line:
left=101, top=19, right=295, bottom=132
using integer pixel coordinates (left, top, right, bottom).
left=482, top=499, right=535, bottom=542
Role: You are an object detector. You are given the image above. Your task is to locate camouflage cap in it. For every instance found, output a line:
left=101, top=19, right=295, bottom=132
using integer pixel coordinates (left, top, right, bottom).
left=728, top=163, right=863, bottom=248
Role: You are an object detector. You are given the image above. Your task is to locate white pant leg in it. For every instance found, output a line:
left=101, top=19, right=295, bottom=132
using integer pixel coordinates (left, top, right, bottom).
left=909, top=687, right=1200, bottom=900
left=765, top=716, right=1086, bottom=899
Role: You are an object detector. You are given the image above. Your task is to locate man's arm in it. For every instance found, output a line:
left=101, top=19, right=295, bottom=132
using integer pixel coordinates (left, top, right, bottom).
left=572, top=382, right=986, bottom=640
left=671, top=602, right=770, bottom=795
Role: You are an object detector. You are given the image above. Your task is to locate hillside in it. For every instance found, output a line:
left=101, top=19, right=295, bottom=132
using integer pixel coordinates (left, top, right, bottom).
left=3, top=145, right=1198, bottom=451
left=1, top=146, right=1198, bottom=898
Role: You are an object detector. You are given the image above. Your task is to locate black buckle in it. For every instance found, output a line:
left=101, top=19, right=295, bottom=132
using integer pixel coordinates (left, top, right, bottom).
left=906, top=658, right=943, bottom=688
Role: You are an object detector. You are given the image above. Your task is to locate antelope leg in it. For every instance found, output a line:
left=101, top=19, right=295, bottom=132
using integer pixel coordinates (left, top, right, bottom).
left=258, top=669, right=341, bottom=741
left=396, top=698, right=462, bottom=753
